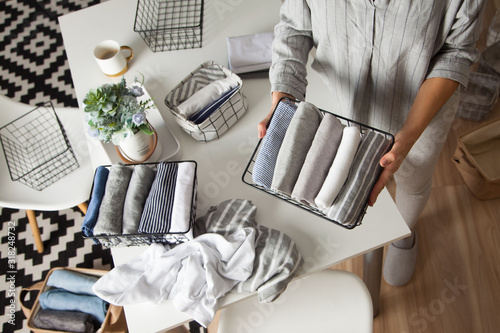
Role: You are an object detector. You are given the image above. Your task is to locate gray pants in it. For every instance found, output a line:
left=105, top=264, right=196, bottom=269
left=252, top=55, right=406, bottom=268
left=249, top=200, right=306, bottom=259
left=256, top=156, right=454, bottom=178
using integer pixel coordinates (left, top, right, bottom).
left=393, top=91, right=459, bottom=235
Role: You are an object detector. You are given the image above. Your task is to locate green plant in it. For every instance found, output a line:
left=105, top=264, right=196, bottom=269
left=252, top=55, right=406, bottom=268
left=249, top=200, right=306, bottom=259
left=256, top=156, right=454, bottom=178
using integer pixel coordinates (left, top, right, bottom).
left=83, top=76, right=154, bottom=144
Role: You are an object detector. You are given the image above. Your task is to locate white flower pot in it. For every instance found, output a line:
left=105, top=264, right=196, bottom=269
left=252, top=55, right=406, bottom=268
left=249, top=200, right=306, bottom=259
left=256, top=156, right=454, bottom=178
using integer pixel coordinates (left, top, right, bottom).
left=116, top=126, right=157, bottom=163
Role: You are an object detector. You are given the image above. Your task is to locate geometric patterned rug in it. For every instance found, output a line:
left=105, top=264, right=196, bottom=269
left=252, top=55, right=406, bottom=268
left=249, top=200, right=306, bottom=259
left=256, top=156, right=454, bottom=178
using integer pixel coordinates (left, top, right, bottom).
left=0, top=208, right=113, bottom=333
left=1, top=1, right=112, bottom=332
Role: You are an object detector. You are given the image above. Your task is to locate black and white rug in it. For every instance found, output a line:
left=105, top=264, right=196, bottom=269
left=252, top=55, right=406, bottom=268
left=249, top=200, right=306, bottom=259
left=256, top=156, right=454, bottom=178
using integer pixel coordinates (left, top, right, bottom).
left=1, top=1, right=112, bottom=333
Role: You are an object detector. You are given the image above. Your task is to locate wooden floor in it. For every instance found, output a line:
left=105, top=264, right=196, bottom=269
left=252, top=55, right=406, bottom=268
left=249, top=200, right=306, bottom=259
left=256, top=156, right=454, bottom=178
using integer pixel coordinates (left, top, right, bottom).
left=206, top=1, right=500, bottom=332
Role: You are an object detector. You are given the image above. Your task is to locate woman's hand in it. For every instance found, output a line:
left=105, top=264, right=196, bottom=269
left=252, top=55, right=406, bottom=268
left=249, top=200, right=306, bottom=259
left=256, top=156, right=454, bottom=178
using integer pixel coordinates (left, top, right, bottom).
left=368, top=131, right=415, bottom=206
left=258, top=91, right=295, bottom=138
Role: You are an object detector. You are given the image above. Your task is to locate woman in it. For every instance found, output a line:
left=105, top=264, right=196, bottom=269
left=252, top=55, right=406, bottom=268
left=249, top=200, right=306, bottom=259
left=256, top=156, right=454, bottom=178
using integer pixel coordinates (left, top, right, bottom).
left=259, top=0, right=486, bottom=286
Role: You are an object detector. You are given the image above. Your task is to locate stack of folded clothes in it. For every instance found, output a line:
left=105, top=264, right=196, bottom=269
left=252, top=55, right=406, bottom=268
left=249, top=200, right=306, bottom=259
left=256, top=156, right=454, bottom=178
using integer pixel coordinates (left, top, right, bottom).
left=81, top=161, right=196, bottom=246
left=252, top=100, right=392, bottom=227
left=226, top=32, right=274, bottom=75
left=33, top=270, right=108, bottom=333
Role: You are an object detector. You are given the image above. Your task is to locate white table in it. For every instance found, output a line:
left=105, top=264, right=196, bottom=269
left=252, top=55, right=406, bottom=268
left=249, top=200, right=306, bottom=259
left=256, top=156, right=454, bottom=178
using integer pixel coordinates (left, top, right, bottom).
left=59, top=0, right=410, bottom=332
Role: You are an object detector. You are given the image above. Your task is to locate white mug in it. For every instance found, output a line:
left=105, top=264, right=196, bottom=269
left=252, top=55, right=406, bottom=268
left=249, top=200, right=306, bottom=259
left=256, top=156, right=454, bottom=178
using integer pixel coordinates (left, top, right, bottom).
left=93, top=40, right=133, bottom=77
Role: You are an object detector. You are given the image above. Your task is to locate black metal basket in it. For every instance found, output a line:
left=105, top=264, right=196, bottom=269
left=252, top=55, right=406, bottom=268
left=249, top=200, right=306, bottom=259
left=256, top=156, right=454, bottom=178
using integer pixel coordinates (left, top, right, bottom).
left=0, top=102, right=79, bottom=191
left=85, top=161, right=198, bottom=247
left=242, top=98, right=394, bottom=229
left=134, top=0, right=204, bottom=52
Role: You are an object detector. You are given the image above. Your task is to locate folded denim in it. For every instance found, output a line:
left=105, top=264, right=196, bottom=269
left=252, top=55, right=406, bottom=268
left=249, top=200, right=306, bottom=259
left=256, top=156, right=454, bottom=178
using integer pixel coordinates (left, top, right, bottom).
left=252, top=100, right=297, bottom=189
left=122, top=165, right=156, bottom=234
left=291, top=113, right=345, bottom=206
left=328, top=131, right=392, bottom=227
left=46, top=269, right=99, bottom=296
left=93, top=164, right=132, bottom=237
left=271, top=101, right=322, bottom=196
left=33, top=309, right=99, bottom=333
left=39, top=288, right=108, bottom=324
left=315, top=126, right=362, bottom=210
left=81, top=166, right=109, bottom=238
left=187, top=86, right=239, bottom=124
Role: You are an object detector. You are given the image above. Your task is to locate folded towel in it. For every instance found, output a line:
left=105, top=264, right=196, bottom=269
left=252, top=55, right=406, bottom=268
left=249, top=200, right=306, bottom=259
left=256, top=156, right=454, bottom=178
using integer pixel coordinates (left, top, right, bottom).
left=315, top=126, right=362, bottom=210
left=291, top=113, right=345, bottom=206
left=81, top=166, right=109, bottom=237
left=39, top=288, right=108, bottom=324
left=227, top=32, right=274, bottom=74
left=252, top=100, right=296, bottom=189
left=93, top=164, right=132, bottom=236
left=188, top=85, right=239, bottom=124
left=177, top=77, right=239, bottom=118
left=47, top=270, right=99, bottom=296
left=138, top=162, right=178, bottom=234
left=33, top=309, right=99, bottom=333
left=328, top=131, right=392, bottom=227
left=122, top=165, right=156, bottom=234
left=92, top=230, right=256, bottom=328
left=170, top=161, right=196, bottom=234
left=201, top=199, right=303, bottom=303
left=271, top=101, right=322, bottom=196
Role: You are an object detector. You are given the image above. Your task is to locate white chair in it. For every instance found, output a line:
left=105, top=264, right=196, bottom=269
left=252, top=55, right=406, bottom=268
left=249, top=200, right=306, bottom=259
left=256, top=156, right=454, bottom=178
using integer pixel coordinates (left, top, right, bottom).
left=0, top=95, right=94, bottom=253
left=217, top=269, right=373, bottom=333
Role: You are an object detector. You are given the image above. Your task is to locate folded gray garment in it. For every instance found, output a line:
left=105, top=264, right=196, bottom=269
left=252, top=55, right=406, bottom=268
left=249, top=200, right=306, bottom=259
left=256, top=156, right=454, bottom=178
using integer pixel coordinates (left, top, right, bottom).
left=122, top=165, right=156, bottom=234
left=33, top=309, right=98, bottom=333
left=271, top=101, right=322, bottom=196
left=328, top=131, right=392, bottom=227
left=291, top=113, right=345, bottom=206
left=94, top=164, right=132, bottom=236
left=200, top=199, right=303, bottom=303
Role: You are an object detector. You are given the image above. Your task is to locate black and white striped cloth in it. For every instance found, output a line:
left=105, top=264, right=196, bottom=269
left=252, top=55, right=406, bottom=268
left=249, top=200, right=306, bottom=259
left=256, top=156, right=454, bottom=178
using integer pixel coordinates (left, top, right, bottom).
left=199, top=199, right=303, bottom=303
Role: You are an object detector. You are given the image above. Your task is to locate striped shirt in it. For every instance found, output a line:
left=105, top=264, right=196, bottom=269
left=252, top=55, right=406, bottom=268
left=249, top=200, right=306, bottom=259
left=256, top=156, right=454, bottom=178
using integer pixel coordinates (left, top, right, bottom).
left=270, top=0, right=486, bottom=134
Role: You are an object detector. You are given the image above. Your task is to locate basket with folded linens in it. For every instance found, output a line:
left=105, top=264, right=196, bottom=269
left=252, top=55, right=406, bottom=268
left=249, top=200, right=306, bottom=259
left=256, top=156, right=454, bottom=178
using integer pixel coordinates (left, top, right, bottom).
left=164, top=60, right=248, bottom=142
left=242, top=98, right=394, bottom=229
left=82, top=161, right=197, bottom=247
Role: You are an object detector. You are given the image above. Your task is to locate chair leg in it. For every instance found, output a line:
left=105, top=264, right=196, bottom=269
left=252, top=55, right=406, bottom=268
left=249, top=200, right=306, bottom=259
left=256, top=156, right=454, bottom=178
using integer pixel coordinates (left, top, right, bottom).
left=77, top=202, right=88, bottom=215
left=26, top=210, right=44, bottom=253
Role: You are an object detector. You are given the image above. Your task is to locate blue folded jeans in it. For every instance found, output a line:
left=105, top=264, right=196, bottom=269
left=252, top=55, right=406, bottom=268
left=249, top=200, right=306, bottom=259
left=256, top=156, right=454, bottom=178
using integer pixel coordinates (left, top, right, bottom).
left=46, top=270, right=99, bottom=296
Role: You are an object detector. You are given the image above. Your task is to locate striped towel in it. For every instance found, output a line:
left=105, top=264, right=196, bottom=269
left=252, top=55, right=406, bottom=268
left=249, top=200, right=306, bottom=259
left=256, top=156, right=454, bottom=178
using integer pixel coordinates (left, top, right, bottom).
left=252, top=100, right=297, bottom=189
left=138, top=162, right=195, bottom=236
left=327, top=131, right=392, bottom=227
left=200, top=199, right=303, bottom=303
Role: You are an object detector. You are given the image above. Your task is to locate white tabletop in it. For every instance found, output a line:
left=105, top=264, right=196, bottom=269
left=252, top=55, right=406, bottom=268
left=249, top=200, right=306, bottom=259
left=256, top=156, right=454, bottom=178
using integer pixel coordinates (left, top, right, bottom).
left=59, top=0, right=410, bottom=332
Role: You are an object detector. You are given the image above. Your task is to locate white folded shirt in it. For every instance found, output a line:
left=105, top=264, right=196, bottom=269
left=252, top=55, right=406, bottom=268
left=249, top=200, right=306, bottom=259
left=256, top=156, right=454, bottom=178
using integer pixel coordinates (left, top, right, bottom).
left=227, top=32, right=274, bottom=74
left=177, top=76, right=239, bottom=118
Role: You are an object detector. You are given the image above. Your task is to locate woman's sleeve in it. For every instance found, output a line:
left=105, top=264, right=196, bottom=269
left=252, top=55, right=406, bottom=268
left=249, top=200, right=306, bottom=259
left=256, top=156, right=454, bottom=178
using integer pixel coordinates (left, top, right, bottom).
left=427, top=0, right=487, bottom=87
left=269, top=0, right=315, bottom=100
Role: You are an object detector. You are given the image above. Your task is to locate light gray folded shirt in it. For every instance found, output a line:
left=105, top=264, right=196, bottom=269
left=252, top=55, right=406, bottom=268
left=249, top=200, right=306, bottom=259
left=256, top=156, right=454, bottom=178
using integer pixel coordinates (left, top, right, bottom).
left=271, top=101, right=322, bottom=196
left=291, top=113, right=345, bottom=206
left=122, top=165, right=156, bottom=234
left=327, top=131, right=392, bottom=227
left=93, top=164, right=132, bottom=236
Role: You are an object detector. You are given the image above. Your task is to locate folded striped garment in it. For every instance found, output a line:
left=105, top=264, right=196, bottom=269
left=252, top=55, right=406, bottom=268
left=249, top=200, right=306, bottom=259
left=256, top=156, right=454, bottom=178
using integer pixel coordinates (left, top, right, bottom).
left=252, top=100, right=297, bottom=189
left=138, top=161, right=195, bottom=238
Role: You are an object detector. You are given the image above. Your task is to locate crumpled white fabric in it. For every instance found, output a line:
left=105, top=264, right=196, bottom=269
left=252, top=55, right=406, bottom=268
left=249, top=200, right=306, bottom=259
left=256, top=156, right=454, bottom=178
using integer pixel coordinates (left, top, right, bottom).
left=92, top=228, right=256, bottom=327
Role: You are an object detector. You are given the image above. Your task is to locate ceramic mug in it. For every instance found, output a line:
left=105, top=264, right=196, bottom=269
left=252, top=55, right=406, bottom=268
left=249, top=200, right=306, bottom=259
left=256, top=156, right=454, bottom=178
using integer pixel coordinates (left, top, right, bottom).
left=93, top=40, right=133, bottom=77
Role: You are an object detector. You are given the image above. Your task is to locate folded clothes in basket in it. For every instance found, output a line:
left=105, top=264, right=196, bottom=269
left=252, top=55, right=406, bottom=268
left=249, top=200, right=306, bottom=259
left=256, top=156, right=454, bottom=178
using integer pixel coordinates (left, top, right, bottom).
left=177, top=76, right=239, bottom=119
left=81, top=166, right=109, bottom=238
left=187, top=85, right=239, bottom=124
left=33, top=309, right=99, bottom=333
left=138, top=161, right=195, bottom=234
left=47, top=269, right=99, bottom=296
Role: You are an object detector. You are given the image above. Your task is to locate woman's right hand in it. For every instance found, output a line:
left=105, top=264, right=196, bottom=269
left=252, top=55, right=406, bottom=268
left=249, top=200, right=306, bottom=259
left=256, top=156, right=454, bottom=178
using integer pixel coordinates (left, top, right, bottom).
left=258, top=91, right=295, bottom=138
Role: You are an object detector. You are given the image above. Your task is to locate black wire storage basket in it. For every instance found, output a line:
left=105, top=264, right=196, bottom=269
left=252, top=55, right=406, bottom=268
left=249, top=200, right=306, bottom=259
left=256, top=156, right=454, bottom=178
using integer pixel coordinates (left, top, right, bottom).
left=134, top=0, right=204, bottom=52
left=242, top=98, right=394, bottom=229
left=85, top=161, right=198, bottom=248
left=0, top=102, right=79, bottom=191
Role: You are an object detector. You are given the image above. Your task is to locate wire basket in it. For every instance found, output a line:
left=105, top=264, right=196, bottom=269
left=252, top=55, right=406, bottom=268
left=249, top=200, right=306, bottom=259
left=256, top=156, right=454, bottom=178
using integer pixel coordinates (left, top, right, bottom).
left=0, top=102, right=79, bottom=191
left=85, top=161, right=198, bottom=248
left=165, top=61, right=248, bottom=142
left=134, top=0, right=204, bottom=52
left=242, top=99, right=394, bottom=229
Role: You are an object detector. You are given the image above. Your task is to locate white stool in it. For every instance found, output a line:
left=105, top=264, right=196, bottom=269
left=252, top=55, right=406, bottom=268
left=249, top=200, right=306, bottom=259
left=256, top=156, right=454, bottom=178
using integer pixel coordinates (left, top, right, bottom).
left=217, top=269, right=373, bottom=333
